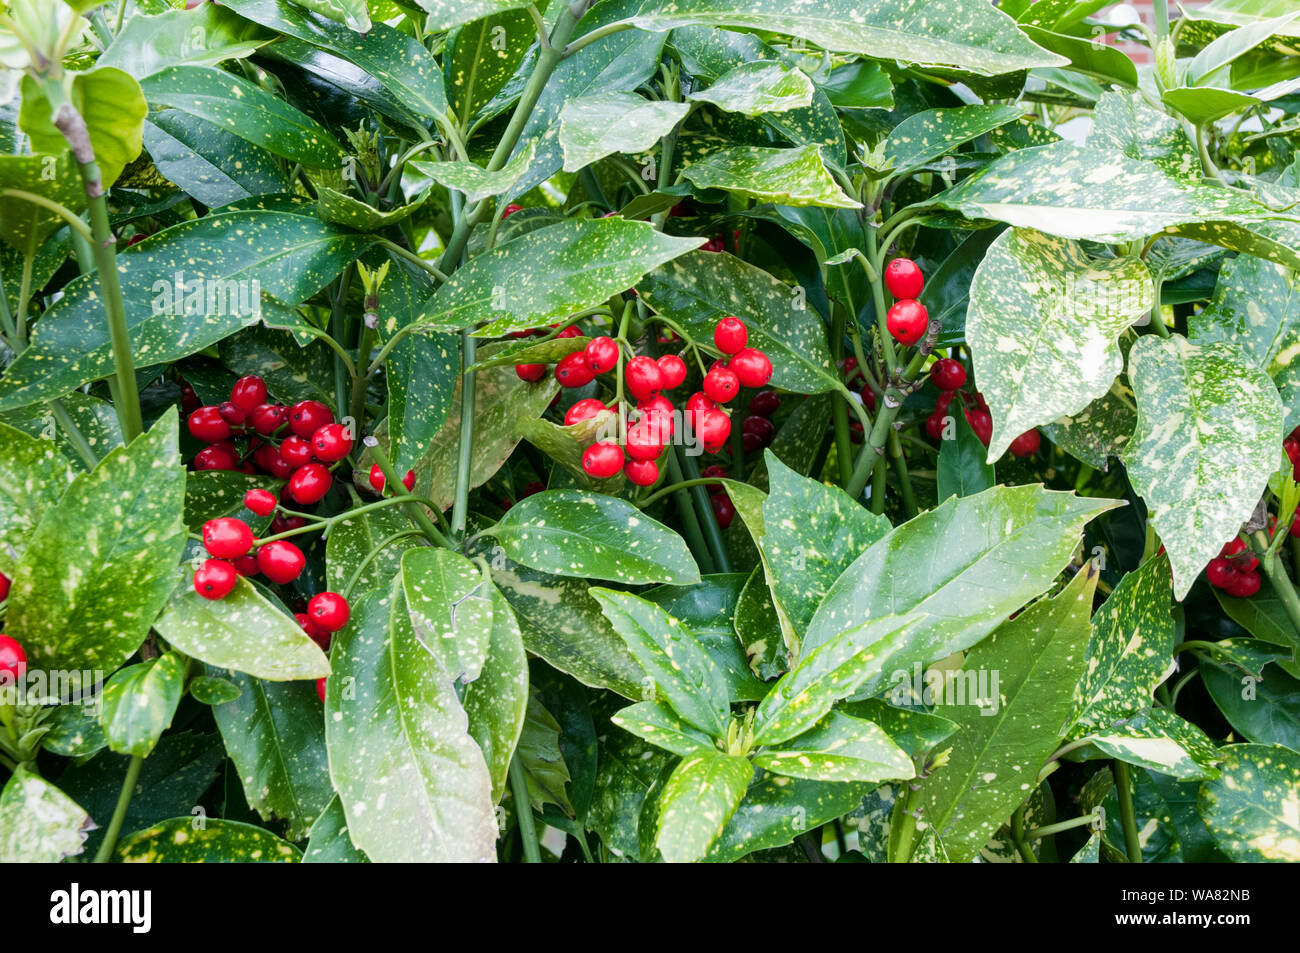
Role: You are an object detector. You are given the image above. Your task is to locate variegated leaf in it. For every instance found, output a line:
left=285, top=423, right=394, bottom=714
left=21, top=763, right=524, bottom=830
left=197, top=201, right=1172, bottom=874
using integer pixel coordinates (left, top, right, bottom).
left=0, top=770, right=92, bottom=863
left=401, top=547, right=494, bottom=683
left=753, top=712, right=914, bottom=783
left=655, top=751, right=752, bottom=863
left=882, top=104, right=1023, bottom=175
left=1087, top=708, right=1221, bottom=781
left=558, top=92, right=689, bottom=172
left=612, top=700, right=717, bottom=757
left=0, top=420, right=73, bottom=576
left=1041, top=377, right=1136, bottom=471
left=409, top=142, right=535, bottom=203
left=1087, top=90, right=1200, bottom=182
left=681, top=145, right=860, bottom=209
left=687, top=60, right=814, bottom=115
left=1198, top=744, right=1300, bottom=862
left=463, top=583, right=528, bottom=803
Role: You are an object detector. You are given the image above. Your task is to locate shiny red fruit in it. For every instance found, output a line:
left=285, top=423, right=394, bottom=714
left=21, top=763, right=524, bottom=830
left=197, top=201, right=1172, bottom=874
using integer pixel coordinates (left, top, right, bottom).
left=639, top=396, right=676, bottom=436
left=556, top=326, right=583, bottom=339
left=287, top=463, right=332, bottom=504
left=233, top=554, right=260, bottom=577
left=748, top=390, right=780, bottom=417
left=503, top=204, right=523, bottom=217
left=887, top=300, right=928, bottom=347
left=585, top=336, right=620, bottom=374
left=203, top=517, right=254, bottom=559
left=367, top=464, right=415, bottom=494
left=861, top=384, right=877, bottom=413
left=295, top=613, right=330, bottom=651
left=288, top=400, right=334, bottom=439
left=0, top=634, right=26, bottom=683
left=686, top=391, right=716, bottom=426
left=930, top=358, right=966, bottom=391
left=249, top=403, right=289, bottom=435
left=0, top=571, right=9, bottom=602
left=1009, top=429, right=1041, bottom=458
left=257, top=540, right=306, bottom=584
left=230, top=375, right=268, bottom=411
left=925, top=411, right=946, bottom=441
left=516, top=363, right=546, bottom=382
left=702, top=465, right=726, bottom=492
left=884, top=258, right=925, bottom=300
left=582, top=442, right=625, bottom=479
left=565, top=399, right=609, bottom=426
left=555, top=352, right=594, bottom=388
left=625, top=459, right=659, bottom=487
left=1224, top=571, right=1261, bottom=598
left=965, top=409, right=993, bottom=446
left=188, top=406, right=232, bottom=443
left=194, top=559, right=238, bottom=600
left=710, top=493, right=735, bottom=529
left=624, top=356, right=664, bottom=402
left=728, top=348, right=773, bottom=388
left=308, top=591, right=351, bottom=632
left=743, top=415, right=775, bottom=446
left=703, top=365, right=740, bottom=403
left=244, top=489, right=278, bottom=517
left=311, top=423, right=353, bottom=462
left=1285, top=436, right=1299, bottom=464
left=656, top=354, right=688, bottom=390
left=195, top=444, right=239, bottom=471
left=697, top=408, right=732, bottom=453
left=1206, top=558, right=1236, bottom=588
left=714, top=316, right=748, bottom=355
left=625, top=422, right=665, bottom=462
left=279, top=435, right=315, bottom=468
left=316, top=677, right=328, bottom=703
left=218, top=401, right=247, bottom=426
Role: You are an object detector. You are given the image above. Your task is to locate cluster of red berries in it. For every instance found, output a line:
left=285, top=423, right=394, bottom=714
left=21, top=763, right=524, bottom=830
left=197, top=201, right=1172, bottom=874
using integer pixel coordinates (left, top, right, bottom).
left=917, top=358, right=1039, bottom=458
left=1206, top=538, right=1261, bottom=598
left=884, top=258, right=929, bottom=347
left=185, top=376, right=353, bottom=507
left=0, top=630, right=24, bottom=686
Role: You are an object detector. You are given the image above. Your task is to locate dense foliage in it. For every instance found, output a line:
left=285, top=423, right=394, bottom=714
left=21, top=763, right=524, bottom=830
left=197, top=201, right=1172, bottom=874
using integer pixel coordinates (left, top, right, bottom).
left=1, top=0, right=1300, bottom=864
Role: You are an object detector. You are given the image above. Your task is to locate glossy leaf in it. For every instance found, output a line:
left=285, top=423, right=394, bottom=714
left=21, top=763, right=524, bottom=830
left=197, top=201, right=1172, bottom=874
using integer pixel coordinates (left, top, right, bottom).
left=418, top=0, right=530, bottom=31
left=611, top=700, right=717, bottom=757
left=1087, top=708, right=1222, bottom=781
left=99, top=4, right=273, bottom=77
left=410, top=143, right=535, bottom=203
left=1088, top=90, right=1200, bottom=182
left=559, top=92, right=689, bottom=171
left=99, top=653, right=186, bottom=758
left=655, top=751, right=752, bottom=863
left=0, top=420, right=73, bottom=576
left=1202, top=661, right=1300, bottom=750
left=936, top=404, right=995, bottom=501
left=401, top=546, right=494, bottom=683
left=303, top=796, right=368, bottom=863
left=754, top=712, right=914, bottom=783
left=19, top=68, right=146, bottom=188
left=682, top=145, right=860, bottom=209
left=116, top=818, right=300, bottom=862
left=1040, top=378, right=1136, bottom=471
left=883, top=105, right=1023, bottom=175
left=0, top=770, right=91, bottom=863
left=1198, top=743, right=1300, bottom=862
left=707, top=769, right=870, bottom=862
left=325, top=506, right=422, bottom=597
left=464, top=584, right=529, bottom=803
left=687, top=61, right=814, bottom=115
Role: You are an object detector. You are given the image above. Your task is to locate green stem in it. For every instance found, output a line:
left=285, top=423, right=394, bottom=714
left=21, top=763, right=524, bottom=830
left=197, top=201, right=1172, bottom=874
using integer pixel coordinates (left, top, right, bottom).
left=1025, top=812, right=1102, bottom=841
left=887, top=430, right=918, bottom=519
left=0, top=189, right=93, bottom=241
left=677, top=448, right=731, bottom=573
left=451, top=330, right=477, bottom=538
left=1010, top=803, right=1038, bottom=863
left=342, top=531, right=426, bottom=601
left=1255, top=531, right=1300, bottom=639
left=1114, top=760, right=1143, bottom=863
left=847, top=350, right=928, bottom=499
left=635, top=477, right=719, bottom=510
left=365, top=444, right=454, bottom=548
left=509, top=754, right=542, bottom=863
left=830, top=310, right=854, bottom=487
left=49, top=400, right=98, bottom=469
left=94, top=754, right=144, bottom=863
left=665, top=451, right=716, bottom=575
left=1153, top=0, right=1171, bottom=39
left=329, top=266, right=354, bottom=420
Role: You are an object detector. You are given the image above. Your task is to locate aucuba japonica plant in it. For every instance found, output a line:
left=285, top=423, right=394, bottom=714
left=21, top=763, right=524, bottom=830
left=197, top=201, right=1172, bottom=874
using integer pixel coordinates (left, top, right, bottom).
left=0, top=0, right=1299, bottom=867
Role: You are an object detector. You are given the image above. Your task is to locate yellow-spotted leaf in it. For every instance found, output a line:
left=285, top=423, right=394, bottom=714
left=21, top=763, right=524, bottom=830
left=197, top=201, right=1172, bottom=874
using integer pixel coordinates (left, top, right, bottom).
left=681, top=145, right=860, bottom=209
left=655, top=751, right=752, bottom=864
left=559, top=92, right=689, bottom=172
left=1198, top=744, right=1300, bottom=862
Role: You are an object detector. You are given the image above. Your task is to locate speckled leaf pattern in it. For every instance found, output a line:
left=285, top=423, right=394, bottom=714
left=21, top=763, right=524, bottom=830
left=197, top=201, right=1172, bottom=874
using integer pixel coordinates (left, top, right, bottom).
left=928, top=140, right=1288, bottom=243
left=218, top=326, right=335, bottom=406
left=912, top=568, right=1097, bottom=864
left=42, top=705, right=108, bottom=758
left=0, top=769, right=92, bottom=863
left=19, top=68, right=146, bottom=190
left=183, top=469, right=279, bottom=533
left=801, top=486, right=1119, bottom=693
left=99, top=654, right=186, bottom=758
left=140, top=66, right=342, bottom=167
left=1088, top=90, right=1200, bottom=182
left=0, top=211, right=369, bottom=412
left=1088, top=708, right=1221, bottom=781
left=1190, top=253, right=1300, bottom=430
left=325, top=584, right=497, bottom=863
left=593, top=588, right=729, bottom=737
left=515, top=693, right=575, bottom=815
left=707, top=770, right=870, bottom=861
left=417, top=0, right=530, bottom=31
left=606, top=0, right=1067, bottom=75
left=326, top=506, right=421, bottom=596
left=315, top=186, right=425, bottom=231
left=417, top=219, right=702, bottom=335
left=754, top=712, right=914, bottom=784
left=0, top=394, right=123, bottom=472
left=967, top=228, right=1154, bottom=461
left=154, top=574, right=330, bottom=681
left=516, top=413, right=627, bottom=492
left=937, top=404, right=996, bottom=500
left=208, top=669, right=333, bottom=840
left=410, top=143, right=535, bottom=202
left=734, top=566, right=786, bottom=681
left=7, top=413, right=184, bottom=673
left=444, top=7, right=535, bottom=123
left=612, top=700, right=717, bottom=756
left=490, top=491, right=700, bottom=586
left=687, top=60, right=814, bottom=115
left=1121, top=335, right=1283, bottom=599
left=655, top=751, right=752, bottom=863
left=288, top=0, right=369, bottom=31
left=558, top=93, right=689, bottom=172
left=144, top=110, right=286, bottom=209
left=401, top=547, right=494, bottom=683
left=0, top=421, right=73, bottom=575
left=1067, top=555, right=1176, bottom=735
left=115, top=818, right=300, bottom=862
left=883, top=105, right=1023, bottom=174
left=682, top=145, right=860, bottom=209
left=1202, top=661, right=1300, bottom=749
left=1040, top=377, right=1136, bottom=471
left=463, top=584, right=529, bottom=802
left=588, top=723, right=673, bottom=858
left=99, top=4, right=273, bottom=77
left=188, top=676, right=242, bottom=705
left=303, top=795, right=368, bottom=863
left=1214, top=574, right=1300, bottom=657
left=760, top=452, right=891, bottom=637
left=1097, top=767, right=1225, bottom=863
left=637, top=250, right=839, bottom=394
left=0, top=152, right=82, bottom=251
left=1198, top=744, right=1300, bottom=862
left=487, top=557, right=645, bottom=698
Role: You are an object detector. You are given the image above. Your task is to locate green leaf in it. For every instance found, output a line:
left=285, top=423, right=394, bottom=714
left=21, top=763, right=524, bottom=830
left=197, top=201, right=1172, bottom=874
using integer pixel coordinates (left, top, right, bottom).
left=655, top=751, right=752, bottom=863
left=801, top=486, right=1120, bottom=693
left=445, top=7, right=536, bottom=123
left=967, top=229, right=1154, bottom=460
left=592, top=588, right=730, bottom=737
left=681, top=145, right=860, bottom=209
left=754, top=711, right=914, bottom=783
left=115, top=817, right=301, bottom=862
left=588, top=718, right=672, bottom=857
left=733, top=566, right=786, bottom=680
left=41, top=704, right=107, bottom=758
left=1214, top=574, right=1300, bottom=657
left=0, top=211, right=371, bottom=412
left=637, top=250, right=840, bottom=395
left=0, top=769, right=91, bottom=863
left=154, top=574, right=330, bottom=681
left=1087, top=708, right=1222, bottom=781
left=707, top=770, right=868, bottom=862
left=911, top=568, right=1097, bottom=864
left=401, top=547, right=494, bottom=682
left=303, top=795, right=368, bottom=863
left=417, top=0, right=530, bottom=31
left=409, top=142, right=536, bottom=203
left=416, top=218, right=702, bottom=335
left=1088, top=90, right=1200, bottom=182
left=612, top=700, right=717, bottom=757
left=0, top=420, right=73, bottom=576
left=687, top=61, right=815, bottom=116
left=463, top=583, right=528, bottom=802
left=1039, top=377, right=1136, bottom=471
left=218, top=325, right=334, bottom=405
left=1121, top=335, right=1283, bottom=600
left=187, top=675, right=242, bottom=705
left=515, top=411, right=626, bottom=492
left=1019, top=24, right=1138, bottom=88
left=143, top=110, right=286, bottom=210
left=489, top=490, right=700, bottom=586
left=1198, top=743, right=1300, bottom=862
left=99, top=653, right=186, bottom=758
left=8, top=413, right=185, bottom=673
left=20, top=67, right=146, bottom=188
left=208, top=669, right=333, bottom=840
left=98, top=4, right=273, bottom=77
left=325, top=584, right=498, bottom=863
left=937, top=404, right=995, bottom=501
left=287, top=0, right=370, bottom=31
left=883, top=105, right=1024, bottom=175
left=1161, top=85, right=1281, bottom=125
left=1190, top=253, right=1300, bottom=431
left=315, top=186, right=426, bottom=231
left=603, top=0, right=1067, bottom=75
left=558, top=92, right=689, bottom=171
left=816, top=60, right=894, bottom=110
left=0, top=152, right=83, bottom=252
left=1203, top=660, right=1300, bottom=750
left=182, top=468, right=278, bottom=533
left=325, top=506, right=421, bottom=597
left=1187, top=11, right=1300, bottom=84
left=516, top=693, right=575, bottom=815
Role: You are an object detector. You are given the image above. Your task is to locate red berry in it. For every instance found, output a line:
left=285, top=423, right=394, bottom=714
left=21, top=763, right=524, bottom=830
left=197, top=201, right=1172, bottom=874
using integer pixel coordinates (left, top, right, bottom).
left=742, top=431, right=763, bottom=453
left=887, top=300, right=929, bottom=347
left=402, top=470, right=416, bottom=491
left=1285, top=437, right=1299, bottom=464
left=885, top=258, right=925, bottom=300
left=555, top=352, right=594, bottom=388
left=1233, top=552, right=1259, bottom=573
left=565, top=399, right=609, bottom=426
left=656, top=354, right=688, bottom=390
left=180, top=382, right=201, bottom=414
left=936, top=391, right=955, bottom=415
left=244, top=489, right=278, bottom=517
left=316, top=677, right=327, bottom=703
left=710, top=493, right=735, bottom=529
left=218, top=401, right=247, bottom=427
left=0, top=571, right=9, bottom=602
left=625, top=422, right=665, bottom=462
left=279, top=435, right=315, bottom=468
left=270, top=515, right=306, bottom=535
left=965, top=409, right=993, bottom=446
left=585, top=336, right=620, bottom=374
left=312, top=423, right=353, bottom=462
left=743, top=415, right=775, bottom=446
left=639, top=396, right=676, bottom=436
left=521, top=481, right=545, bottom=498
left=625, top=459, right=659, bottom=487
left=925, top=411, right=946, bottom=441
left=194, top=559, right=238, bottom=600
left=503, top=203, right=523, bottom=217
left=930, top=358, right=967, bottom=391
left=249, top=403, right=289, bottom=435
left=203, top=517, right=254, bottom=559
left=1206, top=558, right=1237, bottom=588
left=295, top=612, right=330, bottom=651
left=233, top=554, right=260, bottom=577
left=188, top=406, right=232, bottom=443
left=0, top=634, right=26, bottom=683
left=257, top=540, right=306, bottom=584
left=367, top=465, right=415, bottom=494
left=728, top=348, right=773, bottom=388
left=686, top=391, right=717, bottom=426
left=516, top=363, right=546, bottom=382
left=714, top=316, right=748, bottom=355
left=556, top=326, right=583, bottom=339
left=697, top=408, right=732, bottom=453
left=702, top=465, right=726, bottom=492
left=582, top=442, right=625, bottom=479
left=1292, top=513, right=1300, bottom=539
left=308, top=591, right=351, bottom=632
left=860, top=384, right=877, bottom=413
left=288, top=400, right=334, bottom=439
left=230, top=375, right=268, bottom=411
left=1009, top=429, right=1041, bottom=458
left=624, top=356, right=664, bottom=402
left=841, top=356, right=859, bottom=381
left=703, top=365, right=740, bottom=403
left=749, top=390, right=780, bottom=417
left=287, top=463, right=332, bottom=504
left=1224, top=571, right=1261, bottom=598
left=265, top=448, right=294, bottom=479
left=195, top=444, right=239, bottom=471
left=1220, top=538, right=1248, bottom=559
